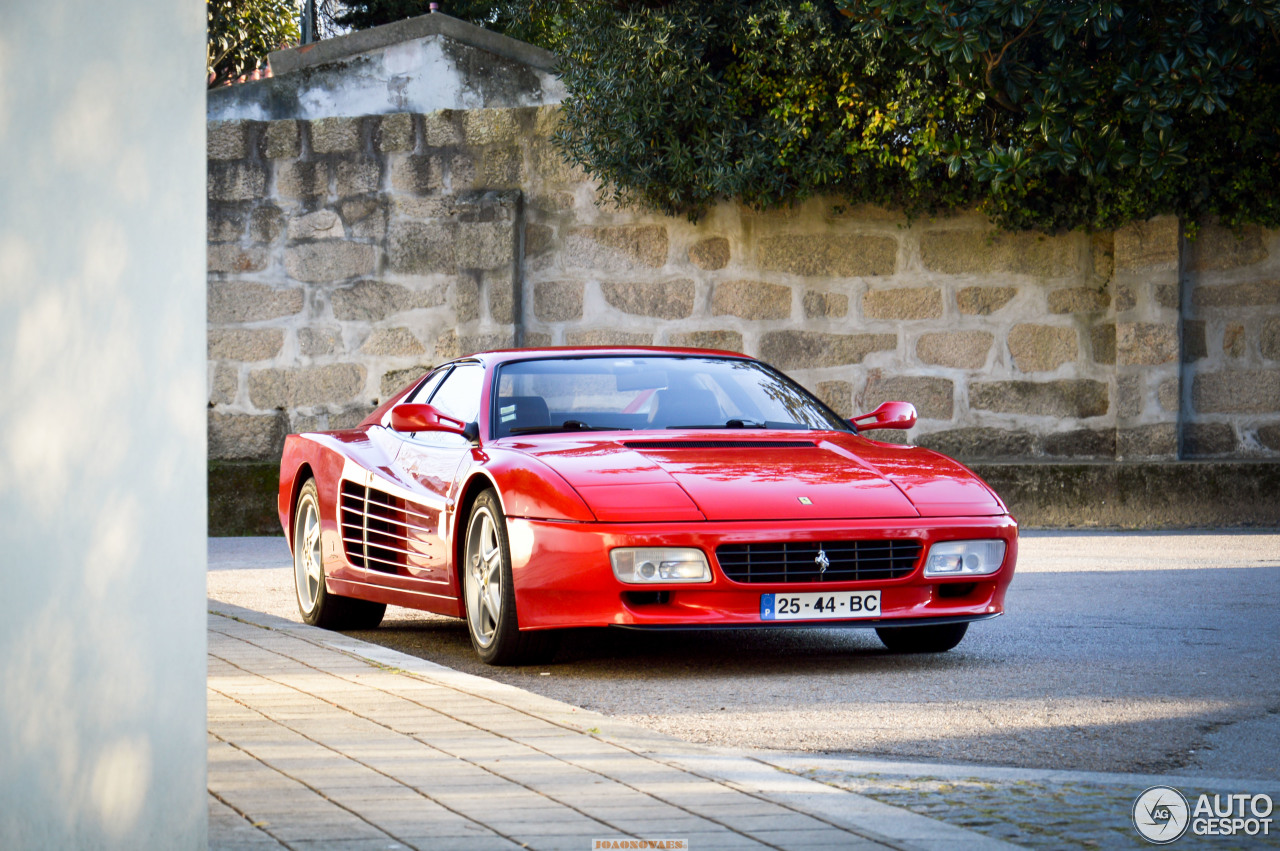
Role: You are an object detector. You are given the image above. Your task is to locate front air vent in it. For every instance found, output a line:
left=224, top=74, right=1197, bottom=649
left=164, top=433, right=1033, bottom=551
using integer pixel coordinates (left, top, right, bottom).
left=717, top=540, right=922, bottom=584
left=623, top=440, right=816, bottom=450
left=340, top=480, right=435, bottom=574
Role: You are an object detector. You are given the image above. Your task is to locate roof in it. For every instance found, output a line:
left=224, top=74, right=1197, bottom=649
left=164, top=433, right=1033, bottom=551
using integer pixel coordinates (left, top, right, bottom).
left=207, top=12, right=563, bottom=122
left=454, top=346, right=756, bottom=366
left=268, top=11, right=556, bottom=76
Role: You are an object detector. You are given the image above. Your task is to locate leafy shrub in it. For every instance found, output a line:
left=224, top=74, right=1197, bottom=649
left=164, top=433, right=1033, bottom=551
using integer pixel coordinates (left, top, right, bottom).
left=207, top=0, right=301, bottom=88
left=554, top=0, right=1280, bottom=231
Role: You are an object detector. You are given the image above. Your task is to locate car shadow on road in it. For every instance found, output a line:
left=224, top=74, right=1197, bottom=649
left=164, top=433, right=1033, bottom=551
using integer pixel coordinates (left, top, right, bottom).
left=349, top=616, right=988, bottom=680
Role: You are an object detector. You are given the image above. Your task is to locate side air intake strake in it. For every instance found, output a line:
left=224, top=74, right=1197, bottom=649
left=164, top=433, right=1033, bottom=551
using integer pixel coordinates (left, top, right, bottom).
left=340, top=480, right=435, bottom=573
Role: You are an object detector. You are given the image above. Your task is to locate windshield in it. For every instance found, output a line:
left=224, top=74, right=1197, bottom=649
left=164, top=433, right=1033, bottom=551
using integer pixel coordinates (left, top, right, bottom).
left=492, top=356, right=849, bottom=437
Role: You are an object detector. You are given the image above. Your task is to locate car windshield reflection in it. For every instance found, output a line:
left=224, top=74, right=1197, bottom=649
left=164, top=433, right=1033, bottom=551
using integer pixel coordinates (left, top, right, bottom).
left=493, top=355, right=849, bottom=438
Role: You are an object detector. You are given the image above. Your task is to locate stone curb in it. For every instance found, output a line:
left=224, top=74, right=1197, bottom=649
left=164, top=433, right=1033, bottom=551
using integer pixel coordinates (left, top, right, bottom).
left=208, top=600, right=1020, bottom=851
left=757, top=754, right=1280, bottom=796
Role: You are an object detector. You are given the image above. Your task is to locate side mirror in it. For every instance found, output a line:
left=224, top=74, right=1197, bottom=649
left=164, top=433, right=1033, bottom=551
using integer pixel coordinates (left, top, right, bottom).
left=390, top=403, right=475, bottom=439
left=851, top=401, right=918, bottom=431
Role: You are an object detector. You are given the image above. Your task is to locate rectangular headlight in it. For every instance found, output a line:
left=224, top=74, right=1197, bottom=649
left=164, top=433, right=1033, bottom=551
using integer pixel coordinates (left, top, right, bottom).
left=924, top=540, right=1006, bottom=577
left=610, top=547, right=711, bottom=584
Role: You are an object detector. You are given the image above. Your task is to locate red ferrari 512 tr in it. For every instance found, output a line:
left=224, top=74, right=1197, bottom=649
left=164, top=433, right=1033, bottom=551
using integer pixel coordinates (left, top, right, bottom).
left=279, top=347, right=1018, bottom=665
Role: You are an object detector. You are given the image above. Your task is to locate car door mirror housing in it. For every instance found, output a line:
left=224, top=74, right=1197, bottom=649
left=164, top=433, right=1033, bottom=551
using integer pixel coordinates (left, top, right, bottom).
left=851, top=401, right=918, bottom=431
left=390, top=403, right=477, bottom=440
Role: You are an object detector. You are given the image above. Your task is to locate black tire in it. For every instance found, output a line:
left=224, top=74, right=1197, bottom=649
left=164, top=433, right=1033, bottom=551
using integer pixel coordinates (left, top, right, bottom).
left=463, top=489, right=559, bottom=666
left=292, top=478, right=386, bottom=630
left=875, top=622, right=969, bottom=653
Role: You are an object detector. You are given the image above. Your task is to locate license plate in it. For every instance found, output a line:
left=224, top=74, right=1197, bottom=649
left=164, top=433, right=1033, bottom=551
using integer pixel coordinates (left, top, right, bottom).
left=761, top=591, right=881, bottom=621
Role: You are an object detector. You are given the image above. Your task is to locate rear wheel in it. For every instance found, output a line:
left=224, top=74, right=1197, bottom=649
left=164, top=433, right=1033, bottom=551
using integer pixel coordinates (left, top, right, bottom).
left=463, top=489, right=558, bottom=666
left=875, top=622, right=968, bottom=653
left=293, top=478, right=385, bottom=630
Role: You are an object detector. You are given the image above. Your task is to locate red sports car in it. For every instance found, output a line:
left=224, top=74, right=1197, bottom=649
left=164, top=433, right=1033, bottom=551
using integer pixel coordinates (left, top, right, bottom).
left=279, top=347, right=1017, bottom=665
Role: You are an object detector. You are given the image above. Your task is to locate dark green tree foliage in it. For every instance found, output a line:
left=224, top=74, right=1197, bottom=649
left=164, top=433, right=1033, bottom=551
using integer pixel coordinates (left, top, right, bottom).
left=555, top=0, right=1280, bottom=231
left=335, top=0, right=425, bottom=29
left=842, top=0, right=1280, bottom=229
left=335, top=1, right=572, bottom=52
left=556, top=2, right=960, bottom=221
left=207, top=0, right=301, bottom=88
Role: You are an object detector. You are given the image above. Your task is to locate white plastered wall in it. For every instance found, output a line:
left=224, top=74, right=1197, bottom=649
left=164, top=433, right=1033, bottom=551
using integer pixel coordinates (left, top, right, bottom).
left=0, top=1, right=208, bottom=847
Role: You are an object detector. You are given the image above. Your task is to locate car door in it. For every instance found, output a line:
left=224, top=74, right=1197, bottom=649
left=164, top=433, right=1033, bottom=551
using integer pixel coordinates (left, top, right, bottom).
left=386, top=362, right=484, bottom=591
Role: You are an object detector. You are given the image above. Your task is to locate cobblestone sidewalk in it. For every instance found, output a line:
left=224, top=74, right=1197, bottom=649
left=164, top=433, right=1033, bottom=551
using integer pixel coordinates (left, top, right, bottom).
left=765, top=757, right=1280, bottom=851
left=208, top=604, right=1019, bottom=850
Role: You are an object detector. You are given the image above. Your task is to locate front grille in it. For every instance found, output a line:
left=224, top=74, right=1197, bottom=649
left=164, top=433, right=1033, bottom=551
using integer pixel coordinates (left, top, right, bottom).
left=716, top=540, right=921, bottom=584
left=623, top=440, right=816, bottom=450
left=340, top=480, right=435, bottom=573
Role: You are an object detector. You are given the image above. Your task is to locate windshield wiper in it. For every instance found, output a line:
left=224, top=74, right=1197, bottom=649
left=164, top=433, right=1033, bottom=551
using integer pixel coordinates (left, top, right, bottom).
left=508, top=421, right=632, bottom=436
left=665, top=419, right=804, bottom=429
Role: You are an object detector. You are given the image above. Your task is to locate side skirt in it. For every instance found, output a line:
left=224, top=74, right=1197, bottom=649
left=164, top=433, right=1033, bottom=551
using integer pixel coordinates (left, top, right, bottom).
left=327, top=576, right=463, bottom=619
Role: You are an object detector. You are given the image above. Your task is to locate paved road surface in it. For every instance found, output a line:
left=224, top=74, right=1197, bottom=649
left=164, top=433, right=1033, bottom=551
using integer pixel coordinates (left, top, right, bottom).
left=209, top=531, right=1280, bottom=781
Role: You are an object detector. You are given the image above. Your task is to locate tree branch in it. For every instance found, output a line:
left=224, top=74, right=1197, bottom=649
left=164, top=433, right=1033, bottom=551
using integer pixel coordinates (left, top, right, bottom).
left=981, top=7, right=1045, bottom=113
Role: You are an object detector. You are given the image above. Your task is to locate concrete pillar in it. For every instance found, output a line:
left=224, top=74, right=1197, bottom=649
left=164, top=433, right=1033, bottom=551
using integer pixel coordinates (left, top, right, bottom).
left=0, top=1, right=208, bottom=847
left=1111, top=217, right=1184, bottom=459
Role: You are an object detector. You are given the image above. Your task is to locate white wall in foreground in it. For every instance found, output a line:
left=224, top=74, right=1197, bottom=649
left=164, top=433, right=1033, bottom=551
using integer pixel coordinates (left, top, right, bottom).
left=0, top=2, right=207, bottom=847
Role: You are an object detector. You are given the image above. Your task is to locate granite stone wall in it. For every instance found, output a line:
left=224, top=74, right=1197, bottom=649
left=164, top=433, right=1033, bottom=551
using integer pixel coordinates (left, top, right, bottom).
left=207, top=107, right=1280, bottom=464
left=1182, top=226, right=1280, bottom=457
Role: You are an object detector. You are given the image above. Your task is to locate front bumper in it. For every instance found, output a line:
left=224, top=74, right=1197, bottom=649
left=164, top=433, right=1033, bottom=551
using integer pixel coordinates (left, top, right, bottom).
left=507, top=515, right=1018, bottom=630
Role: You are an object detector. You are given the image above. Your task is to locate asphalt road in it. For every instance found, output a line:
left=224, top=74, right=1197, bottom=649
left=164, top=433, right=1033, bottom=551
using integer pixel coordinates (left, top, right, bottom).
left=209, top=531, right=1280, bottom=780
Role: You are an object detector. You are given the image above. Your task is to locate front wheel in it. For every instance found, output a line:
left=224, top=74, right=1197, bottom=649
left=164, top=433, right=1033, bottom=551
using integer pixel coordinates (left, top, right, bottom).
left=876, top=622, right=968, bottom=653
left=293, top=478, right=385, bottom=630
left=463, top=489, right=558, bottom=665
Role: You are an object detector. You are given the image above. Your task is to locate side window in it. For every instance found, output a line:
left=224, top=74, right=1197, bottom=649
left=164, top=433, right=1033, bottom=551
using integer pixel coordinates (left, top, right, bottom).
left=427, top=363, right=484, bottom=423
left=406, top=367, right=449, bottom=403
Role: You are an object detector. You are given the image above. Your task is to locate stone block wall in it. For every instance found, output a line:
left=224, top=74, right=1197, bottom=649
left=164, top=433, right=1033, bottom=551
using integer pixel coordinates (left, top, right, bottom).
left=207, top=107, right=1280, bottom=464
left=207, top=112, right=529, bottom=459
left=1182, top=225, right=1280, bottom=456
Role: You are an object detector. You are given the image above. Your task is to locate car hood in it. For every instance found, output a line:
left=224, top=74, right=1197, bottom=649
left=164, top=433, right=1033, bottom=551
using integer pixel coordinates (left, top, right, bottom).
left=505, top=432, right=1004, bottom=522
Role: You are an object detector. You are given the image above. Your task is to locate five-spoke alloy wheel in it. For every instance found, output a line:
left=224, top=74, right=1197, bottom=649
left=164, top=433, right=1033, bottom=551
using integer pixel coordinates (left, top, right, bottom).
left=292, top=478, right=385, bottom=630
left=463, top=489, right=558, bottom=665
left=464, top=500, right=504, bottom=651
